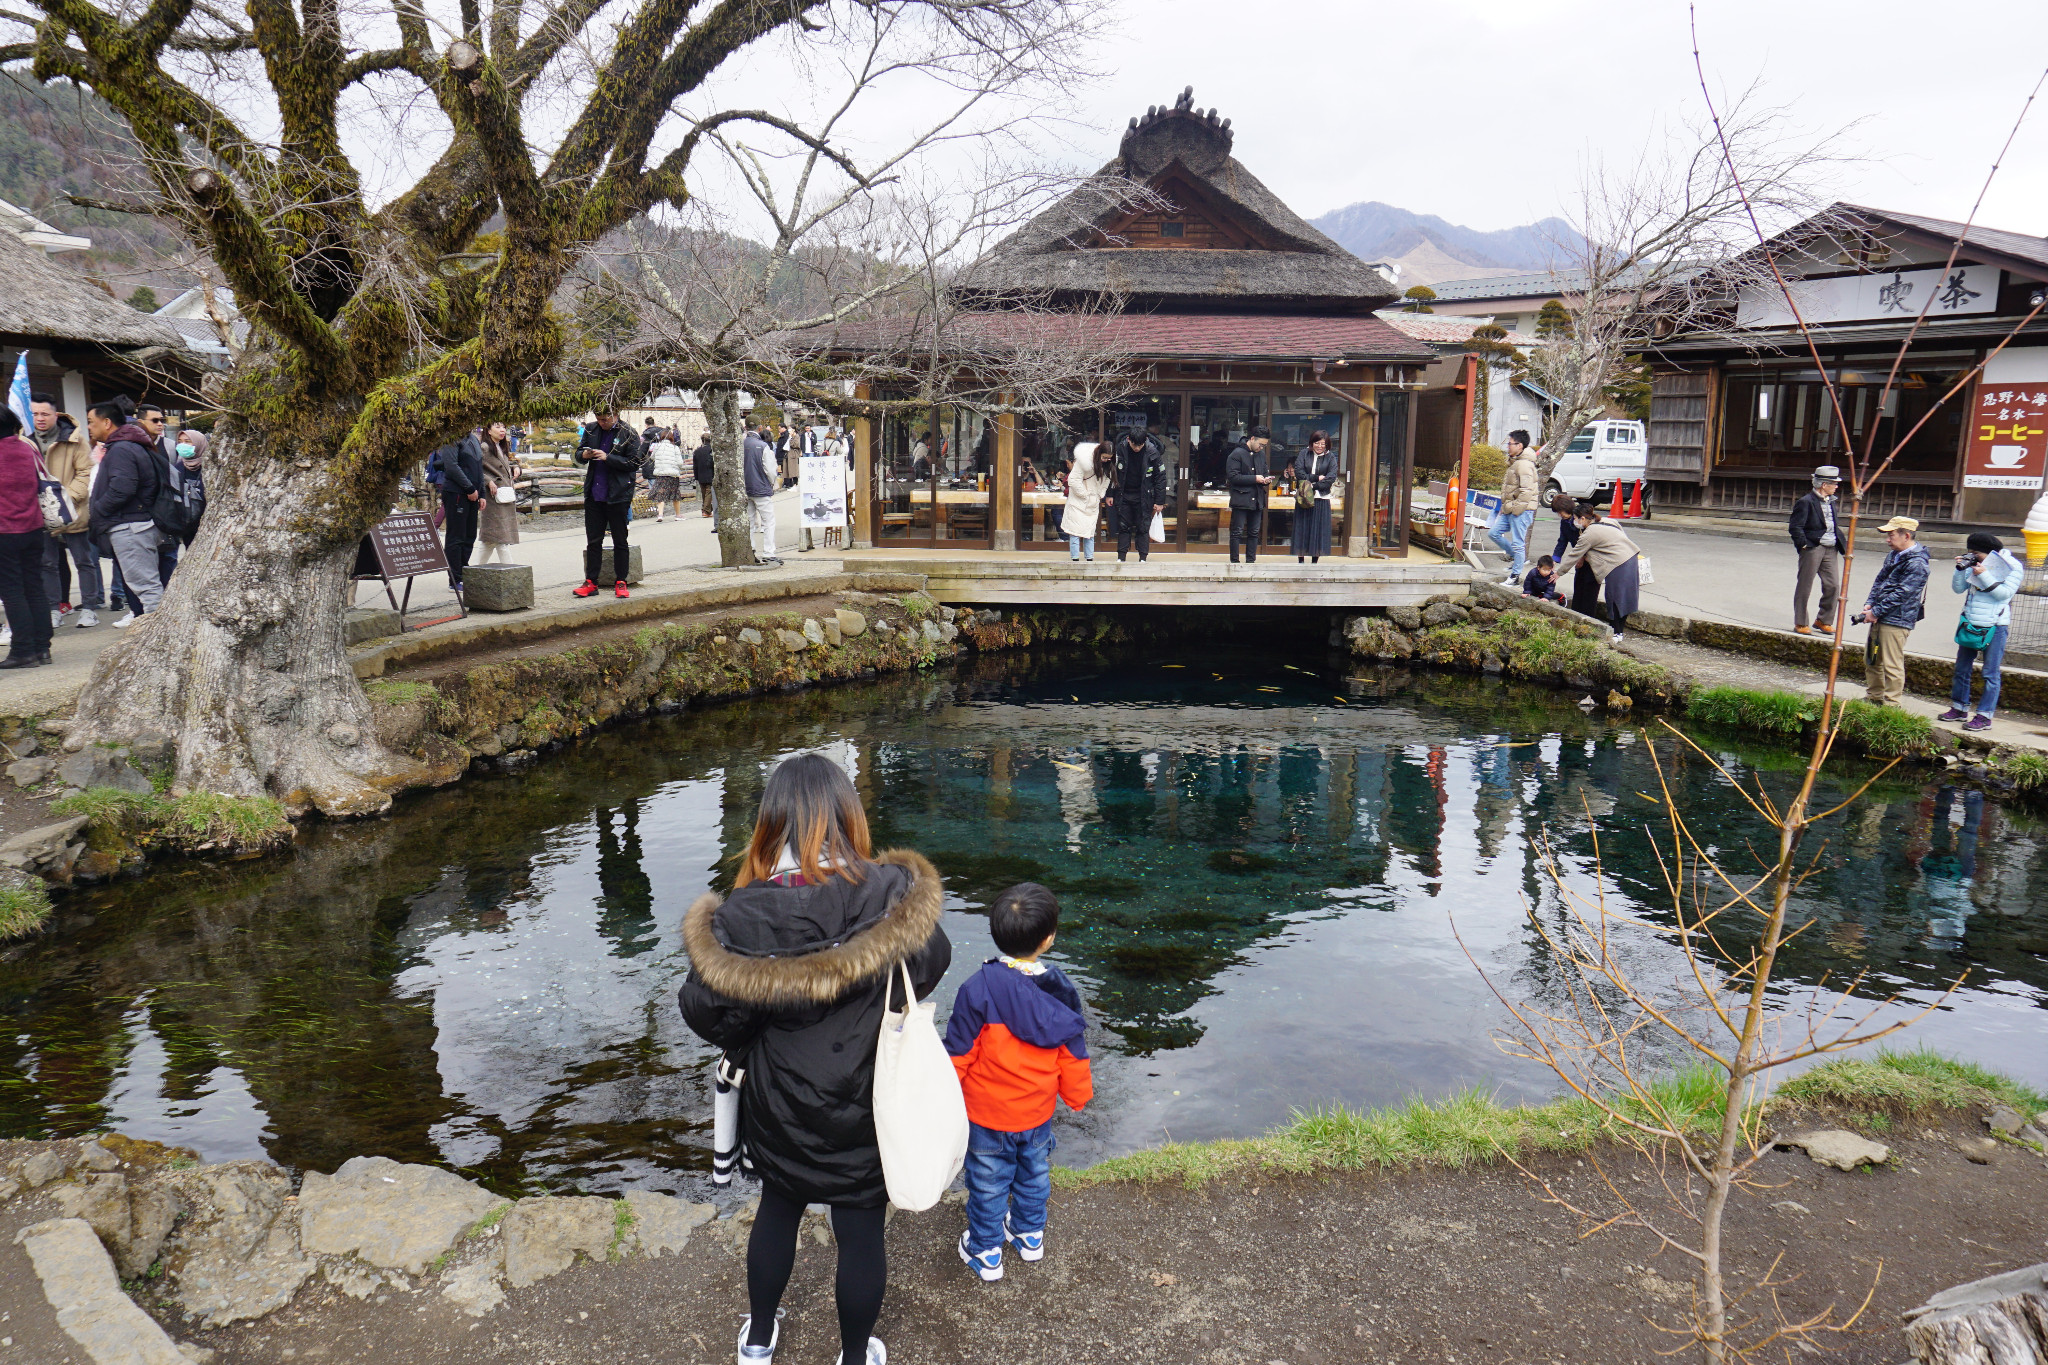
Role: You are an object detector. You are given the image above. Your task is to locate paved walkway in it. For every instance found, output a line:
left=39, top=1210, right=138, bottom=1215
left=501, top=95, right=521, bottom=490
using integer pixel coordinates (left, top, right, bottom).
left=1, top=484, right=814, bottom=717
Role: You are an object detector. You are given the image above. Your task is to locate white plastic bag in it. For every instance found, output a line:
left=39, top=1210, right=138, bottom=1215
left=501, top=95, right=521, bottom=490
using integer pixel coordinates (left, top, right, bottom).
left=872, top=961, right=967, bottom=1211
left=1148, top=510, right=1165, bottom=544
left=1637, top=553, right=1655, bottom=585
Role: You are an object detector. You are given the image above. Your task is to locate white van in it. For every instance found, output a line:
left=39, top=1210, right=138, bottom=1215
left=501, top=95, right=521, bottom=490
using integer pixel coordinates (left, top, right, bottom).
left=1544, top=419, right=1649, bottom=512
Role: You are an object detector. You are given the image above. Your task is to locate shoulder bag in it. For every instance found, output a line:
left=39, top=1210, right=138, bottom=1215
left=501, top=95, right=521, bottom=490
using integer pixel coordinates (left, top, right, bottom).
left=871, top=960, right=968, bottom=1211
left=32, top=451, right=72, bottom=532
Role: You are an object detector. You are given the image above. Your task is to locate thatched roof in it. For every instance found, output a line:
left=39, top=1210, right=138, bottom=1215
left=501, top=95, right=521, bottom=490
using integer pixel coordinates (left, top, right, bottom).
left=0, top=227, right=190, bottom=350
left=961, top=89, right=1399, bottom=314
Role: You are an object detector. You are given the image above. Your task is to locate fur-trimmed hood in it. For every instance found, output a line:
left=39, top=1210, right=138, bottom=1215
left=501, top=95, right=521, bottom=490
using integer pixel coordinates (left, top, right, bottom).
left=682, top=849, right=944, bottom=1008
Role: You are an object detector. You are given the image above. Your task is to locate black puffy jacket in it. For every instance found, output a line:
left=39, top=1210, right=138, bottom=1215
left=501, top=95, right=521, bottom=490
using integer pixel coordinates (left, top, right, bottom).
left=678, top=850, right=950, bottom=1206
left=1225, top=440, right=1268, bottom=512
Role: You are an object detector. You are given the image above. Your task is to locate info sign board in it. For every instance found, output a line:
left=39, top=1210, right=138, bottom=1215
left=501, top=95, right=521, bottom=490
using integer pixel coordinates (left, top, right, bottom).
left=799, top=452, right=848, bottom=529
left=1962, top=383, right=2048, bottom=490
left=352, top=509, right=457, bottom=625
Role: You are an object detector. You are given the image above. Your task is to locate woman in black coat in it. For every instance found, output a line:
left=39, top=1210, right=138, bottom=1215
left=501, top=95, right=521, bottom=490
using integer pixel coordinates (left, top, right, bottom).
left=679, top=754, right=950, bottom=1365
left=1284, top=431, right=1338, bottom=563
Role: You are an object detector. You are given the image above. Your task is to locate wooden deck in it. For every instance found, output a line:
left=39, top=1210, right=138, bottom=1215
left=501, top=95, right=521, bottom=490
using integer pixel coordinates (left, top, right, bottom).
left=846, top=551, right=1473, bottom=608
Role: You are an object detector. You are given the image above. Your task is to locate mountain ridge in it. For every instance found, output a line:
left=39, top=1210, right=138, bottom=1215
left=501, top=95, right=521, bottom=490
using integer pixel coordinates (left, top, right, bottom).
left=1311, top=201, right=1584, bottom=287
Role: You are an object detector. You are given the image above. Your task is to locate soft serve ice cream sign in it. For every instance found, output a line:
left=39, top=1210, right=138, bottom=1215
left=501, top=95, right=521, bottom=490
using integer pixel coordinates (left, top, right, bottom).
left=1964, top=350, right=2048, bottom=491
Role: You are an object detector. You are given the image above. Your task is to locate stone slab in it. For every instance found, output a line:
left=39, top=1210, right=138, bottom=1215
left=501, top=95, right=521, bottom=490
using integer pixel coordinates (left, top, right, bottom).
left=461, top=564, right=534, bottom=613
left=343, top=607, right=402, bottom=645
left=13, top=1217, right=189, bottom=1365
left=596, top=546, right=643, bottom=585
left=623, top=1191, right=714, bottom=1257
left=500, top=1196, right=617, bottom=1289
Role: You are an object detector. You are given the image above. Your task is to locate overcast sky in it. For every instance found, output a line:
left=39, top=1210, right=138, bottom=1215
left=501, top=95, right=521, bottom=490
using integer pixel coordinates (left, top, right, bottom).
left=1045, top=0, right=2048, bottom=233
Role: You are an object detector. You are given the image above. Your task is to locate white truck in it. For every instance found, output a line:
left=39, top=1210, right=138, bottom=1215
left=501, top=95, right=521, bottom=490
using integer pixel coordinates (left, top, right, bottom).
left=1542, top=419, right=1649, bottom=513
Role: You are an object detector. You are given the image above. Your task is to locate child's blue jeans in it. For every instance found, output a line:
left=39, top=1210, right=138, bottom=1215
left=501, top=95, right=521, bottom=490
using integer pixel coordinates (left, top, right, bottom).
left=963, top=1119, right=1053, bottom=1256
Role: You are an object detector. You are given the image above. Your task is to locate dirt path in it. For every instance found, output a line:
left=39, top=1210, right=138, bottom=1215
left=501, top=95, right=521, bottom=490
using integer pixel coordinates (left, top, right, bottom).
left=144, top=1108, right=2047, bottom=1365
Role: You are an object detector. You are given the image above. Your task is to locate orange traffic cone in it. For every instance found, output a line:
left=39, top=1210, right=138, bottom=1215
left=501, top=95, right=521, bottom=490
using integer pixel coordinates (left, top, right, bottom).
left=1626, top=480, right=1644, bottom=518
left=1608, top=481, right=1626, bottom=518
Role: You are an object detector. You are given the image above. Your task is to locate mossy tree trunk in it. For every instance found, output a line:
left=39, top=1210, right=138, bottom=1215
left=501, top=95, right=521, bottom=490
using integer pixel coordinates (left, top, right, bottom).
left=703, top=383, right=755, bottom=568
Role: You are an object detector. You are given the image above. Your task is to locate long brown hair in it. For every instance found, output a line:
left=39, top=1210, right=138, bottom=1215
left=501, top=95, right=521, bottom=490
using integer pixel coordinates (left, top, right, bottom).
left=737, top=752, right=873, bottom=886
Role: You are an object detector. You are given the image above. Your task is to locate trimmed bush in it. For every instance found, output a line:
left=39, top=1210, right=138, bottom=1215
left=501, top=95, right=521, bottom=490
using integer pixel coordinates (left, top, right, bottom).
left=1832, top=699, right=1936, bottom=757
left=1685, top=685, right=1815, bottom=736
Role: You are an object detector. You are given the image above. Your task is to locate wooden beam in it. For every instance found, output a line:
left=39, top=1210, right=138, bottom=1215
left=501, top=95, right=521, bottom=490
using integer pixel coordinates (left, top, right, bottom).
left=853, top=381, right=876, bottom=550
left=993, top=400, right=1018, bottom=551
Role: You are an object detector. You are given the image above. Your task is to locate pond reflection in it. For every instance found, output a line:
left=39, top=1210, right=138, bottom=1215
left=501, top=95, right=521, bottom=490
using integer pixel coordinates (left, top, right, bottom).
left=0, top=655, right=2043, bottom=1196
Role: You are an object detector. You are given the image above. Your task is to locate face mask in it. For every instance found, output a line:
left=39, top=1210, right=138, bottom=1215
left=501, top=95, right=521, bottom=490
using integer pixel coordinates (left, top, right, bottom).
left=177, top=443, right=196, bottom=460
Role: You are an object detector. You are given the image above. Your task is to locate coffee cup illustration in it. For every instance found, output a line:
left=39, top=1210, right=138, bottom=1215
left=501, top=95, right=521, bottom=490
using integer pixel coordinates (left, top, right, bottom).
left=1988, top=444, right=2028, bottom=468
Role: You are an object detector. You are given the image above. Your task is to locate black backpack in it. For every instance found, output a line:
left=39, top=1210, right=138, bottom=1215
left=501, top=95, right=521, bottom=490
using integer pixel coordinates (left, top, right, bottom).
left=150, top=449, right=196, bottom=541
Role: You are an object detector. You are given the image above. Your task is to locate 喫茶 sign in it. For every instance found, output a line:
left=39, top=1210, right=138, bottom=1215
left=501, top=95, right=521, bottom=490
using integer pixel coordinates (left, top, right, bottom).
left=1962, top=383, right=2048, bottom=491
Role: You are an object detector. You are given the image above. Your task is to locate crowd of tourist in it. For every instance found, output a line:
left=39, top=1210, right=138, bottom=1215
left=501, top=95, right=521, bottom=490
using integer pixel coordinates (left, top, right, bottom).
left=0, top=392, right=205, bottom=668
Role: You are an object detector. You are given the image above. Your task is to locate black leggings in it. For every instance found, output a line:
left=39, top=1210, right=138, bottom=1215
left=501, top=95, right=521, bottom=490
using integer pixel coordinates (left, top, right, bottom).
left=583, top=499, right=630, bottom=583
left=747, top=1183, right=886, bottom=1364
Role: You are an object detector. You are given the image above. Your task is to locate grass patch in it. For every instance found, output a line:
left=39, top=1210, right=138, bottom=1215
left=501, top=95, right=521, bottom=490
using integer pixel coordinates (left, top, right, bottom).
left=1993, top=749, right=2048, bottom=792
left=1685, top=685, right=1814, bottom=736
left=609, top=1198, right=637, bottom=1259
left=365, top=679, right=443, bottom=708
left=0, top=878, right=53, bottom=938
left=1831, top=699, right=1937, bottom=757
left=51, top=787, right=292, bottom=855
left=468, top=1200, right=511, bottom=1234
left=1060, top=1052, right=2045, bottom=1190
left=1777, top=1048, right=2048, bottom=1117
left=1057, top=1065, right=1732, bottom=1189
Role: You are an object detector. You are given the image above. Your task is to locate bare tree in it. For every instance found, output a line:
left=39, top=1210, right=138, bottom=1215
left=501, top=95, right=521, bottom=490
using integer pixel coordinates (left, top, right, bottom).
left=0, top=0, right=1106, bottom=814
left=1519, top=91, right=1847, bottom=480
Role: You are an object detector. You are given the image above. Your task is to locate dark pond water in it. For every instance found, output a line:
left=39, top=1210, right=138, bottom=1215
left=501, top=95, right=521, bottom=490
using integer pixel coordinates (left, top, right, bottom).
left=3, top=650, right=2045, bottom=1198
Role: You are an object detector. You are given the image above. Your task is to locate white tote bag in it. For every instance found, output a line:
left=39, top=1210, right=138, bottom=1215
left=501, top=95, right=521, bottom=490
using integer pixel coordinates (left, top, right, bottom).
left=1148, top=510, right=1165, bottom=544
left=871, top=961, right=968, bottom=1211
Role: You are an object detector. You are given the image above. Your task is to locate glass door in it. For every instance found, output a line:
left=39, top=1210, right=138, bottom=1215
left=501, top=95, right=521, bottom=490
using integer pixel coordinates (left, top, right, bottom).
left=1186, top=395, right=1263, bottom=553
left=1270, top=395, right=1350, bottom=557
left=1017, top=410, right=1101, bottom=550
left=872, top=402, right=994, bottom=548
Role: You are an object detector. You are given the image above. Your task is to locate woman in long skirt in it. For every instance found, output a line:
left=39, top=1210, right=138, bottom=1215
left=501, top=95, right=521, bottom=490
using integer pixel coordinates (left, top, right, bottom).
left=1286, top=431, right=1337, bottom=563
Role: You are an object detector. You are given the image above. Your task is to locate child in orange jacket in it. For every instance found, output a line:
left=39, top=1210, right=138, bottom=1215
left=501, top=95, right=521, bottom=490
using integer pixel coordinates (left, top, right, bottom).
left=943, top=883, right=1092, bottom=1281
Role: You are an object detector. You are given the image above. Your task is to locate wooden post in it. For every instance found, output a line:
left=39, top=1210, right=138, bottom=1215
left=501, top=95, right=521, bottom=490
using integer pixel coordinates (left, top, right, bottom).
left=1453, top=353, right=1477, bottom=541
left=853, top=382, right=875, bottom=550
left=1347, top=382, right=1376, bottom=556
left=993, top=399, right=1018, bottom=551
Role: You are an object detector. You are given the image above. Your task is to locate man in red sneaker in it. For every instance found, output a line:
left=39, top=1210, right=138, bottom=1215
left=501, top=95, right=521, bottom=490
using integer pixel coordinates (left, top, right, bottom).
left=571, top=407, right=643, bottom=598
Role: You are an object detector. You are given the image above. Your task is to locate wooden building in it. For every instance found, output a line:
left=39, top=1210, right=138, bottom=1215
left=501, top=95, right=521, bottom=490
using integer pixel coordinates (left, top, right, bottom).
left=828, top=89, right=1437, bottom=556
left=1646, top=205, right=2048, bottom=527
left=0, top=212, right=200, bottom=416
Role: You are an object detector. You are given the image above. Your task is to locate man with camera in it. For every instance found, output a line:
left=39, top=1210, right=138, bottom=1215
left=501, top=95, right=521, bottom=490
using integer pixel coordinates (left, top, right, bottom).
left=1848, top=516, right=1929, bottom=706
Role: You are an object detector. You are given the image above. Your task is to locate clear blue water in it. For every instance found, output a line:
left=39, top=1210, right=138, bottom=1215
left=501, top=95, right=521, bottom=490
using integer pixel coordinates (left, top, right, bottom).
left=1, top=651, right=2042, bottom=1197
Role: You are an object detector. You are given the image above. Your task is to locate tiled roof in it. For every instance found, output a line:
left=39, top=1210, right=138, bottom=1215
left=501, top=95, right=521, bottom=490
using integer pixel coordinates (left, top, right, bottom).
left=1427, top=270, right=1589, bottom=301
left=803, top=311, right=1432, bottom=365
left=1842, top=204, right=2048, bottom=276
left=1374, top=310, right=1498, bottom=343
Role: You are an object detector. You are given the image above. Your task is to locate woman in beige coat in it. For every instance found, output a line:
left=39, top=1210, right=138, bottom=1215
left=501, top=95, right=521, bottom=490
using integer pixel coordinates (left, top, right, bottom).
left=1555, top=503, right=1643, bottom=645
left=477, top=421, right=522, bottom=564
left=1059, top=441, right=1110, bottom=561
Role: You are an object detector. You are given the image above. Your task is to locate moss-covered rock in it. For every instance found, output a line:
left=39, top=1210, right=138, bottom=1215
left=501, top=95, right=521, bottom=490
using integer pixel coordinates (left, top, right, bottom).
left=1344, top=598, right=1685, bottom=708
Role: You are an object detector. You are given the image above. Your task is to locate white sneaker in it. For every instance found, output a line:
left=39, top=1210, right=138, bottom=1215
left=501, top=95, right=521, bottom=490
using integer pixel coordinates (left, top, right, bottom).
left=837, top=1339, right=885, bottom=1365
left=74, top=609, right=98, bottom=628
left=0, top=626, right=10, bottom=646
left=736, top=1312, right=780, bottom=1363
left=1611, top=632, right=1624, bottom=645
left=50, top=609, right=62, bottom=628
left=1502, top=574, right=1521, bottom=587
left=112, top=611, right=136, bottom=629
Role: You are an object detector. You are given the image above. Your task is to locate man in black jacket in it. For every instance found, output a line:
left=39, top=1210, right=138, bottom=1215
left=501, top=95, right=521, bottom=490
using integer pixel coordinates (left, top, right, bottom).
left=573, top=408, right=643, bottom=598
left=692, top=433, right=716, bottom=518
left=1788, top=465, right=1844, bottom=634
left=1110, top=428, right=1168, bottom=561
left=435, top=429, right=486, bottom=590
left=1225, top=426, right=1273, bottom=564
left=86, top=401, right=167, bottom=615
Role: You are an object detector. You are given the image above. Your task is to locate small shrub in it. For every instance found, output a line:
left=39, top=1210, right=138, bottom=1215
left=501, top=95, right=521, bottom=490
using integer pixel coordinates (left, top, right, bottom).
left=1995, top=749, right=2048, bottom=792
left=1467, top=443, right=1507, bottom=491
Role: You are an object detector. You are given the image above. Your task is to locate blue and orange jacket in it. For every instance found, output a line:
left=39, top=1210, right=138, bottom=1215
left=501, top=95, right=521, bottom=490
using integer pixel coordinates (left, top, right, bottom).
left=943, top=959, right=1092, bottom=1132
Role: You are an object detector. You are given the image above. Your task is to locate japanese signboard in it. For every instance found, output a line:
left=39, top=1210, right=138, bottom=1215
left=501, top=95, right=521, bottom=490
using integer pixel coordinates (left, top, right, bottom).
left=1737, top=263, right=2000, bottom=329
left=353, top=509, right=449, bottom=579
left=1962, top=383, right=2048, bottom=490
left=799, top=452, right=848, bottom=529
